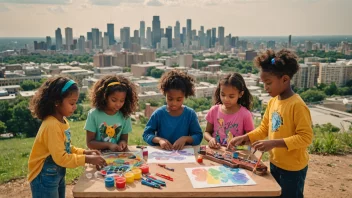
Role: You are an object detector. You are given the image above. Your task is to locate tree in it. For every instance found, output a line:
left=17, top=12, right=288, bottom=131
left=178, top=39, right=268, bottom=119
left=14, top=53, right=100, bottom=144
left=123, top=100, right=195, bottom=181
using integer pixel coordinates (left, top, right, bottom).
left=151, top=68, right=164, bottom=78
left=252, top=96, right=262, bottom=111
left=123, top=67, right=131, bottom=72
left=146, top=67, right=156, bottom=76
left=0, top=121, right=7, bottom=134
left=324, top=83, right=338, bottom=96
left=346, top=80, right=352, bottom=87
left=300, top=89, right=326, bottom=103
left=20, top=80, right=41, bottom=91
left=0, top=101, right=11, bottom=123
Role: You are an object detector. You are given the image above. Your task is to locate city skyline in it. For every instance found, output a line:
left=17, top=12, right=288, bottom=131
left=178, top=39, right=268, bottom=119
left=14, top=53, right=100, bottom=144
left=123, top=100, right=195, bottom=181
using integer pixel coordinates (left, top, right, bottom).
left=0, top=0, right=351, bottom=37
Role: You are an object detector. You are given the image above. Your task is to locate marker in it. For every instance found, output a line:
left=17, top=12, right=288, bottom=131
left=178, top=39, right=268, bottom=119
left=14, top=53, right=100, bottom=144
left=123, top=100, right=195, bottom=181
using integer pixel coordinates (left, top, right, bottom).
left=141, top=179, right=161, bottom=189
left=146, top=177, right=166, bottom=186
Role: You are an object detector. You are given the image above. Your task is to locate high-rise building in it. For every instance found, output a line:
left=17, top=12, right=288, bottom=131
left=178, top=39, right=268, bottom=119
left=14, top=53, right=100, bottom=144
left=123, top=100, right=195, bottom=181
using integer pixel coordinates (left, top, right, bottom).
left=267, top=40, right=276, bottom=49
left=318, top=62, right=352, bottom=86
left=186, top=19, right=192, bottom=46
left=160, top=37, right=168, bottom=50
left=206, top=29, right=211, bottom=48
left=174, top=21, right=180, bottom=40
left=305, top=41, right=313, bottom=51
left=87, top=32, right=92, bottom=41
left=152, top=16, right=161, bottom=48
left=55, top=28, right=62, bottom=50
left=146, top=27, right=152, bottom=47
left=292, top=63, right=317, bottom=88
left=107, top=23, right=115, bottom=45
left=218, top=26, right=224, bottom=46
left=211, top=28, right=216, bottom=47
left=181, top=27, right=186, bottom=44
left=46, top=36, right=52, bottom=50
left=78, top=36, right=85, bottom=54
left=140, top=21, right=145, bottom=46
left=103, top=32, right=109, bottom=50
left=65, top=27, right=73, bottom=50
left=288, top=35, right=292, bottom=48
left=120, top=27, right=130, bottom=49
left=166, top=27, right=172, bottom=49
left=160, top=28, right=164, bottom=38
left=92, top=28, right=99, bottom=49
left=99, top=31, right=103, bottom=48
left=131, top=30, right=140, bottom=49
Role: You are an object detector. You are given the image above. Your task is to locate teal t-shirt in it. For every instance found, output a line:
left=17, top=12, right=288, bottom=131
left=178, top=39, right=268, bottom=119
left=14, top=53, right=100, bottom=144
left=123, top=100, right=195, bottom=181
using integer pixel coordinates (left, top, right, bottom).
left=84, top=108, right=132, bottom=144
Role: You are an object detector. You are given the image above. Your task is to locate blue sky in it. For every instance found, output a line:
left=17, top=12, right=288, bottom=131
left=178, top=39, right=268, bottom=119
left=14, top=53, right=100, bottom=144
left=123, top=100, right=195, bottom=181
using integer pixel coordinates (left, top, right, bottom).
left=0, top=0, right=351, bottom=37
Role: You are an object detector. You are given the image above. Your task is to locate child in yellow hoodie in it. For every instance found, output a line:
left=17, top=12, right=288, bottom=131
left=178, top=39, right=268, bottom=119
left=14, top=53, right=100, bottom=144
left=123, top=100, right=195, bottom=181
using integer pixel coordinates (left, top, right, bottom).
left=228, top=49, right=313, bottom=198
left=28, top=77, right=106, bottom=198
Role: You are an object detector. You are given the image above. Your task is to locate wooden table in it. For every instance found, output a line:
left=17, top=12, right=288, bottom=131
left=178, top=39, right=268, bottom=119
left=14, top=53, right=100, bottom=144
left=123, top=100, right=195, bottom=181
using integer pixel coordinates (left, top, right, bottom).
left=73, top=146, right=281, bottom=198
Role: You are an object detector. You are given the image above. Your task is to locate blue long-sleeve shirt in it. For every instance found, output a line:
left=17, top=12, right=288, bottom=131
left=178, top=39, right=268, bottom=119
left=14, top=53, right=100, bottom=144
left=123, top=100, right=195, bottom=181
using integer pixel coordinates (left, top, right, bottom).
left=143, top=105, right=203, bottom=146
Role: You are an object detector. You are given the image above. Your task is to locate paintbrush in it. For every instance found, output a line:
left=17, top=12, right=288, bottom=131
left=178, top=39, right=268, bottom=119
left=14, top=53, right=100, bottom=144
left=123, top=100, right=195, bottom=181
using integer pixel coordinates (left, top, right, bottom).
left=252, top=152, right=263, bottom=173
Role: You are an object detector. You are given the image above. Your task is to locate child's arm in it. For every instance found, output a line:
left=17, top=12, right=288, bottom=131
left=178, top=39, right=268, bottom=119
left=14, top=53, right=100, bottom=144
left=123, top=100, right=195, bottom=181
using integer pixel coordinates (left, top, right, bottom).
left=86, top=131, right=121, bottom=151
left=204, top=122, right=220, bottom=149
left=247, top=102, right=271, bottom=143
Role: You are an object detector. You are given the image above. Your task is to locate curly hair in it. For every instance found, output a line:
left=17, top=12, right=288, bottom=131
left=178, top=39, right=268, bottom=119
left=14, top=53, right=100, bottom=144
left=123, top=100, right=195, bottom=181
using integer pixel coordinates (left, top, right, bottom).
left=158, top=70, right=195, bottom=98
left=89, top=75, right=138, bottom=118
left=29, top=76, right=79, bottom=120
left=254, top=49, right=300, bottom=78
left=213, top=73, right=253, bottom=110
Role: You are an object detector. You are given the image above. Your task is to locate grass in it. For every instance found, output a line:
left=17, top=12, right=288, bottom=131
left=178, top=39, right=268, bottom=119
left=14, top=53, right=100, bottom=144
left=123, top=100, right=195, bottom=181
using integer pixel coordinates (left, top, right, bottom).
left=0, top=121, right=147, bottom=184
left=308, top=130, right=352, bottom=155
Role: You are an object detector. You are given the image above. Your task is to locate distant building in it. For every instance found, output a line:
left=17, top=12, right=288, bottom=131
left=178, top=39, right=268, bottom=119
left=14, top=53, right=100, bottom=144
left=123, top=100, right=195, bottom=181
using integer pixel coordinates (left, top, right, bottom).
left=93, top=54, right=112, bottom=67
left=131, top=62, right=164, bottom=77
left=245, top=50, right=257, bottom=61
left=179, top=54, right=193, bottom=68
left=318, top=62, right=352, bottom=86
left=292, top=63, right=318, bottom=88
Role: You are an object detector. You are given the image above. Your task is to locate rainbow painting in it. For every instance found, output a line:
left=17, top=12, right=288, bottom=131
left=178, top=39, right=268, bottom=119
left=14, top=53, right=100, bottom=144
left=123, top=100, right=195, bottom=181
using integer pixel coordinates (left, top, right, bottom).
left=185, top=166, right=256, bottom=188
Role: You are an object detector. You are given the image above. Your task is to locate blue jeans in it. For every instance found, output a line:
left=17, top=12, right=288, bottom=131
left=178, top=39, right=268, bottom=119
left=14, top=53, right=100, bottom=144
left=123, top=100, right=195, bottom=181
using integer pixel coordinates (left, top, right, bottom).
left=30, top=156, right=66, bottom=198
left=270, top=163, right=308, bottom=198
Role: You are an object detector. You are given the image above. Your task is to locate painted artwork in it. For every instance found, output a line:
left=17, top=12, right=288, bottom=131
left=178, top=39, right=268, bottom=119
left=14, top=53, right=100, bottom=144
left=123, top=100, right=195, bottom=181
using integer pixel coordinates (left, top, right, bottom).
left=147, top=146, right=196, bottom=163
left=102, top=152, right=143, bottom=166
left=185, top=166, right=256, bottom=188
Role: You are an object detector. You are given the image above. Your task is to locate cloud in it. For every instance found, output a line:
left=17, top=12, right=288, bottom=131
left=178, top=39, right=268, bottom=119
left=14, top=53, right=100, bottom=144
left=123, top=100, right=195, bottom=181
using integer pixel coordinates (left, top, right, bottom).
left=0, top=0, right=72, bottom=4
left=0, top=4, right=10, bottom=12
left=89, top=0, right=143, bottom=6
left=47, top=5, right=67, bottom=13
left=145, top=0, right=163, bottom=6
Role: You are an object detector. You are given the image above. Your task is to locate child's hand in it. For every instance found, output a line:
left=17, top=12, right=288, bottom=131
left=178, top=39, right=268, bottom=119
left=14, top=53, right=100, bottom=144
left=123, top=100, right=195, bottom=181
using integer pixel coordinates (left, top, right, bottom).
left=118, top=140, right=127, bottom=151
left=252, top=140, right=275, bottom=152
left=173, top=136, right=187, bottom=150
left=159, top=138, right=173, bottom=150
left=84, top=149, right=102, bottom=155
left=108, top=143, right=122, bottom=152
left=86, top=155, right=107, bottom=167
left=208, top=138, right=221, bottom=149
left=227, top=135, right=249, bottom=150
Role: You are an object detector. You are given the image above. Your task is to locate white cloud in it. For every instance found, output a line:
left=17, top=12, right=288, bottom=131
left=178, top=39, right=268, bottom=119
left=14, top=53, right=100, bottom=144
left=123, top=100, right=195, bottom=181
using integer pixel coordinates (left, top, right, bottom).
left=0, top=4, right=9, bottom=12
left=47, top=5, right=67, bottom=13
left=0, top=0, right=72, bottom=4
left=145, top=0, right=163, bottom=6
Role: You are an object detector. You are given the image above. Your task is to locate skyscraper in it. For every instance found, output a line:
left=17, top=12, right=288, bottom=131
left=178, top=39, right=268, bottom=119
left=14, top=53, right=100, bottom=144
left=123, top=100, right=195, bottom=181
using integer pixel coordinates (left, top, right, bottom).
left=65, top=27, right=73, bottom=50
left=267, top=40, right=276, bottom=49
left=181, top=27, right=186, bottom=44
left=152, top=16, right=161, bottom=48
left=160, top=28, right=164, bottom=38
left=99, top=31, right=103, bottom=48
left=55, top=28, right=62, bottom=50
left=46, top=36, right=52, bottom=50
left=87, top=32, right=92, bottom=41
left=218, top=26, right=224, bottom=46
left=107, top=23, right=115, bottom=45
left=140, top=21, right=145, bottom=46
left=120, top=27, right=130, bottom=49
left=206, top=29, right=211, bottom=48
left=146, top=27, right=152, bottom=47
left=289, top=35, right=292, bottom=48
left=174, top=21, right=180, bottom=40
left=78, top=35, right=85, bottom=53
left=211, top=28, right=216, bottom=47
left=92, top=28, right=99, bottom=49
left=166, top=26, right=172, bottom=49
left=186, top=19, right=192, bottom=46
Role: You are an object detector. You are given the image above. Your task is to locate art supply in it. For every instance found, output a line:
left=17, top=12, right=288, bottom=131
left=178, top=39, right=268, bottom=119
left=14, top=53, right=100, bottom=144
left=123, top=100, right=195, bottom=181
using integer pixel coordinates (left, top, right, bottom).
left=148, top=147, right=196, bottom=164
left=233, top=152, right=239, bottom=159
left=197, top=155, right=203, bottom=163
left=156, top=173, right=174, bottom=181
left=140, top=165, right=149, bottom=174
left=104, top=177, right=115, bottom=188
left=143, top=148, right=148, bottom=157
left=132, top=168, right=142, bottom=179
left=115, top=177, right=126, bottom=189
left=146, top=176, right=166, bottom=186
left=157, top=164, right=174, bottom=172
left=253, top=152, right=264, bottom=173
left=124, top=172, right=135, bottom=183
left=141, top=179, right=161, bottom=189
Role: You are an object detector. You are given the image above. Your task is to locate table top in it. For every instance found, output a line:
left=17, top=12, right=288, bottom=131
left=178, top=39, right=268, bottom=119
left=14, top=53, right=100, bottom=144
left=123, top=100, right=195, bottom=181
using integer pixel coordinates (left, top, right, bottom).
left=72, top=146, right=281, bottom=198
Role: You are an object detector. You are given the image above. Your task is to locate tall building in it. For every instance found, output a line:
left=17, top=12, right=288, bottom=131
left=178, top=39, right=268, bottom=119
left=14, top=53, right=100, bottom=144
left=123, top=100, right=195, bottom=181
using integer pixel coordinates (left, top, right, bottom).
left=46, top=36, right=52, bottom=50
left=152, top=16, right=161, bottom=48
left=78, top=35, right=85, bottom=54
left=160, top=37, right=168, bottom=50
left=140, top=21, right=145, bottom=46
left=146, top=27, right=152, bottom=47
left=65, top=27, right=73, bottom=50
left=179, top=54, right=193, bottom=68
left=181, top=27, right=186, bottom=44
left=318, top=62, right=352, bottom=86
left=206, top=29, right=211, bottom=48
left=103, top=32, right=109, bottom=50
left=211, top=28, right=216, bottom=47
left=87, top=32, right=92, bottom=41
left=292, top=63, right=317, bottom=89
left=199, top=26, right=205, bottom=47
left=92, top=28, right=99, bottom=49
left=218, top=26, right=224, bottom=46
left=305, top=41, right=313, bottom=51
left=166, top=26, right=172, bottom=49
left=120, top=27, right=130, bottom=49
left=131, top=30, right=140, bottom=47
left=186, top=19, right=192, bottom=46
left=55, top=28, right=62, bottom=50
left=288, top=35, right=292, bottom=48
left=174, top=21, right=180, bottom=40
left=98, top=31, right=103, bottom=48
left=267, top=40, right=276, bottom=49
left=107, top=23, right=115, bottom=45
left=160, top=28, right=164, bottom=38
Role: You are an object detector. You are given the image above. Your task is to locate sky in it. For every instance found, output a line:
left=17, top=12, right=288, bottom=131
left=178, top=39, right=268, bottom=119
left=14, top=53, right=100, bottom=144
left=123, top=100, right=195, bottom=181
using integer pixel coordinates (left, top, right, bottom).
left=0, top=0, right=351, bottom=37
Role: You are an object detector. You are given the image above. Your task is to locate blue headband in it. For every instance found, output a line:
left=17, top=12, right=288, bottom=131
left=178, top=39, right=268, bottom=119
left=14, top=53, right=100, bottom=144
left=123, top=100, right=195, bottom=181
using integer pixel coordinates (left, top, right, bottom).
left=271, top=58, right=276, bottom=65
left=61, top=80, right=76, bottom=94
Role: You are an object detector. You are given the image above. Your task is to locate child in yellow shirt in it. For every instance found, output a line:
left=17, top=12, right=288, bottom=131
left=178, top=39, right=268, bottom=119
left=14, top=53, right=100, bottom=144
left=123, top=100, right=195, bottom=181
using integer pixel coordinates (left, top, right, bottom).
left=28, top=77, right=107, bottom=198
left=228, top=49, right=313, bottom=198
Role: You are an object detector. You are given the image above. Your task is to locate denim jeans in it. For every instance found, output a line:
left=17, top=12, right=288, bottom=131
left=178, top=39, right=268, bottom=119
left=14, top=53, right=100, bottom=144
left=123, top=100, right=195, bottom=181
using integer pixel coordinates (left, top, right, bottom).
left=30, top=156, right=66, bottom=198
left=270, top=163, right=308, bottom=198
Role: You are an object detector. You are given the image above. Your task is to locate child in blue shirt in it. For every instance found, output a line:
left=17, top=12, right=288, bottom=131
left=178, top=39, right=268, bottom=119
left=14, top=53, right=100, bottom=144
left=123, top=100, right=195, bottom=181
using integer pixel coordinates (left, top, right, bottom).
left=143, top=70, right=203, bottom=150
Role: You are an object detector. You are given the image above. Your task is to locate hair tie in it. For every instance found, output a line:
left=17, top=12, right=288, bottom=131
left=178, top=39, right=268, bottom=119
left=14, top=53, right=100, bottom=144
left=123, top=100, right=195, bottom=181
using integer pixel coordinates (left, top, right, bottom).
left=107, top=81, right=125, bottom=87
left=61, top=80, right=76, bottom=94
left=271, top=58, right=276, bottom=65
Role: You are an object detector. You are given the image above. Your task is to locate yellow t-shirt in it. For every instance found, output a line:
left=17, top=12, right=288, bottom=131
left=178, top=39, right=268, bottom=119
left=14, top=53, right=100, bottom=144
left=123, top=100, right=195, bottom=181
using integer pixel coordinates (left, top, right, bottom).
left=28, top=116, right=86, bottom=182
left=248, top=94, right=313, bottom=171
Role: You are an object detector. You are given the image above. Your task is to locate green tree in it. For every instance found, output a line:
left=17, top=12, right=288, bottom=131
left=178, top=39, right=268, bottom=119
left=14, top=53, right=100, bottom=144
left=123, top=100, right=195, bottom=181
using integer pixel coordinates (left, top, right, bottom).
left=300, top=89, right=326, bottom=103
left=151, top=68, right=164, bottom=78
left=20, top=80, right=41, bottom=91
left=123, top=67, right=131, bottom=72
left=0, top=101, right=12, bottom=123
left=324, top=83, right=339, bottom=96
left=252, top=96, right=262, bottom=111
left=346, top=80, right=352, bottom=87
left=146, top=67, right=156, bottom=76
left=0, top=121, right=7, bottom=134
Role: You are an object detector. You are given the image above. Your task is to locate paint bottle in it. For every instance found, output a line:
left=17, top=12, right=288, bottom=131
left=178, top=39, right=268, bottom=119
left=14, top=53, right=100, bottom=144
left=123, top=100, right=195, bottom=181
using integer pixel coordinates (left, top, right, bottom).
left=140, top=165, right=149, bottom=174
left=115, top=176, right=126, bottom=189
left=105, top=177, right=115, bottom=188
left=197, top=155, right=203, bottom=163
left=124, top=172, right=135, bottom=183
left=132, top=168, right=142, bottom=180
left=233, top=152, right=239, bottom=159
